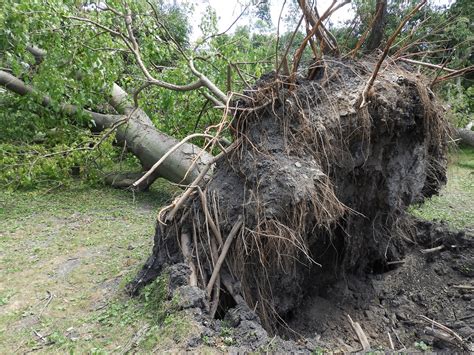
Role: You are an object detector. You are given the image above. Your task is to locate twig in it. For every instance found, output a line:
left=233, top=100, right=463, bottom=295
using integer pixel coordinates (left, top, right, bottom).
left=347, top=314, right=371, bottom=351
left=420, top=245, right=444, bottom=254
left=38, top=291, right=53, bottom=317
left=275, top=0, right=287, bottom=69
left=431, top=65, right=474, bottom=85
left=388, top=332, right=394, bottom=350
left=276, top=15, right=304, bottom=76
left=391, top=326, right=406, bottom=350
left=387, top=260, right=405, bottom=265
left=397, top=57, right=456, bottom=73
left=452, top=284, right=474, bottom=291
left=33, top=330, right=47, bottom=343
left=206, top=217, right=243, bottom=297
left=359, top=0, right=427, bottom=108
left=418, top=315, right=470, bottom=351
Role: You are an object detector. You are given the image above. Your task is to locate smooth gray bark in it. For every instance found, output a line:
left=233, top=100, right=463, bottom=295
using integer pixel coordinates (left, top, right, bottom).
left=457, top=128, right=474, bottom=147
left=0, top=70, right=213, bottom=188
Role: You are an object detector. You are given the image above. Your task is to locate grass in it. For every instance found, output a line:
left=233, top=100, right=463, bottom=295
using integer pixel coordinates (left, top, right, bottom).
left=0, top=180, right=198, bottom=353
left=0, top=147, right=472, bottom=353
left=409, top=145, right=474, bottom=231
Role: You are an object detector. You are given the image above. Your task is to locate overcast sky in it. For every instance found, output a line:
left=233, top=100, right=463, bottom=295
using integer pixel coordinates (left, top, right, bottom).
left=182, top=0, right=455, bottom=41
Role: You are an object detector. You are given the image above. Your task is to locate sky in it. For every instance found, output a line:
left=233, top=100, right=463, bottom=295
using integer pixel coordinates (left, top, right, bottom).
left=182, top=0, right=455, bottom=42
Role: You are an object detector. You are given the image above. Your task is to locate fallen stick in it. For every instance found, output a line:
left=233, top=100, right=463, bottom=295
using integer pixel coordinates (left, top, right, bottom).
left=419, top=315, right=471, bottom=351
left=180, top=229, right=197, bottom=287
left=347, top=314, right=371, bottom=351
left=391, top=326, right=406, bottom=350
left=452, top=284, right=474, bottom=291
left=420, top=245, right=444, bottom=254
left=206, top=217, right=243, bottom=297
left=387, top=260, right=405, bottom=265
left=388, top=332, right=394, bottom=350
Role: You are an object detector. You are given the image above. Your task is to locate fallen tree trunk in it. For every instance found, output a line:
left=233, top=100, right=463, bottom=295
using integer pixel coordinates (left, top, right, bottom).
left=0, top=70, right=212, bottom=189
left=456, top=128, right=474, bottom=147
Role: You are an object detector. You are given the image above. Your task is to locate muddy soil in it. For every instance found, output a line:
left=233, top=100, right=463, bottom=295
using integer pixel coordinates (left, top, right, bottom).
left=284, top=219, right=473, bottom=352
left=130, top=58, right=469, bottom=351
left=175, top=220, right=473, bottom=352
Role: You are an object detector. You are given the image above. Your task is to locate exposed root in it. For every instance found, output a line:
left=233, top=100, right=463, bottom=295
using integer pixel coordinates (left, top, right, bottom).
left=130, top=57, right=451, bottom=335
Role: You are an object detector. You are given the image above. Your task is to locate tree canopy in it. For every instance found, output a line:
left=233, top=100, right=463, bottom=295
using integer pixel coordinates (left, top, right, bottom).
left=0, top=0, right=472, bottom=189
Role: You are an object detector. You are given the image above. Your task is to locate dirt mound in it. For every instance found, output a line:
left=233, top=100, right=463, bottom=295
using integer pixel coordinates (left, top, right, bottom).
left=285, top=219, right=473, bottom=351
left=167, top=220, right=473, bottom=352
left=129, top=57, right=461, bottom=349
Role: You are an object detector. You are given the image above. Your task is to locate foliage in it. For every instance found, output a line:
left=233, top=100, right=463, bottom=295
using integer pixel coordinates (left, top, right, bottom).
left=0, top=0, right=190, bottom=188
left=1, top=0, right=473, bottom=190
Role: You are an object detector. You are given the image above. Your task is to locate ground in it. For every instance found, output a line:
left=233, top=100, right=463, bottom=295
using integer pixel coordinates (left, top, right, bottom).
left=0, top=180, right=199, bottom=353
left=0, top=146, right=473, bottom=353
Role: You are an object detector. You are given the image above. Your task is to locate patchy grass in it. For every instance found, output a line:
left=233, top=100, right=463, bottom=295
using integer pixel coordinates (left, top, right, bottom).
left=409, top=145, right=474, bottom=231
left=0, top=180, right=197, bottom=353
left=1, top=147, right=472, bottom=353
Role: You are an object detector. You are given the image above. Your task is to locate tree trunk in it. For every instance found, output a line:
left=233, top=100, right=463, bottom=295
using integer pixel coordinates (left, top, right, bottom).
left=457, top=128, right=474, bottom=147
left=107, top=84, right=213, bottom=187
left=0, top=70, right=213, bottom=188
left=365, top=0, right=388, bottom=52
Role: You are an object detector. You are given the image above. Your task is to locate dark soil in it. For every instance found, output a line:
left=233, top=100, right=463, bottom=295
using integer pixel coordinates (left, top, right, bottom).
left=129, top=58, right=472, bottom=351
left=284, top=219, right=473, bottom=352
left=149, top=220, right=473, bottom=353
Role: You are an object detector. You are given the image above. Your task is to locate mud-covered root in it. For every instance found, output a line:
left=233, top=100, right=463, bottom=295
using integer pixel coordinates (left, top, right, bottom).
left=130, top=57, right=451, bottom=334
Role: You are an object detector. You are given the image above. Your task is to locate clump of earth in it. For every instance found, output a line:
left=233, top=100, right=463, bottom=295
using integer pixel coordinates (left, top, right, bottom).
left=129, top=58, right=472, bottom=352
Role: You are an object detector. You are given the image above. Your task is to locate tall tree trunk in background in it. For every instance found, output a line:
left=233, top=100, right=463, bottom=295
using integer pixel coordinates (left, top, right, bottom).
left=365, top=0, right=388, bottom=52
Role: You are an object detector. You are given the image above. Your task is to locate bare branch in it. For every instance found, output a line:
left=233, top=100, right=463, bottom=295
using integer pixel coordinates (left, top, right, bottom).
left=397, top=58, right=456, bottom=73
left=431, top=65, right=474, bottom=85
left=0, top=70, right=121, bottom=129
left=292, top=1, right=350, bottom=75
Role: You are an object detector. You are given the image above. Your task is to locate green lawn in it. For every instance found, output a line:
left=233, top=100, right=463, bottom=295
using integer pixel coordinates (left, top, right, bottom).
left=409, top=145, right=474, bottom=231
left=0, top=181, right=199, bottom=353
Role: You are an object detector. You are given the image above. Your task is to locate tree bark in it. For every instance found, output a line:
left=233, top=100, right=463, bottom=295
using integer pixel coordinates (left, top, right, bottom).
left=457, top=128, right=474, bottom=147
left=365, top=0, right=388, bottom=52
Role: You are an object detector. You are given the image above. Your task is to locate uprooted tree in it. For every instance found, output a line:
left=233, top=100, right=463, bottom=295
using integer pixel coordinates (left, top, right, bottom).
left=1, top=0, right=473, bottom=339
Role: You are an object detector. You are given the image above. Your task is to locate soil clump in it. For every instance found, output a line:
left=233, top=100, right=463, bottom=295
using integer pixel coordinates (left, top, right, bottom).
left=129, top=58, right=471, bottom=351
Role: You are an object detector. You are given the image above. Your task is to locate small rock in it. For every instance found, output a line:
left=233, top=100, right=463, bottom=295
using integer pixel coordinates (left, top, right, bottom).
left=294, top=162, right=302, bottom=168
left=187, top=336, right=202, bottom=348
left=396, top=312, right=407, bottom=321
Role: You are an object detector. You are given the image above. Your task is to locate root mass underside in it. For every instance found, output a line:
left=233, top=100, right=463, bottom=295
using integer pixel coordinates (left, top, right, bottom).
left=129, top=59, right=451, bottom=334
